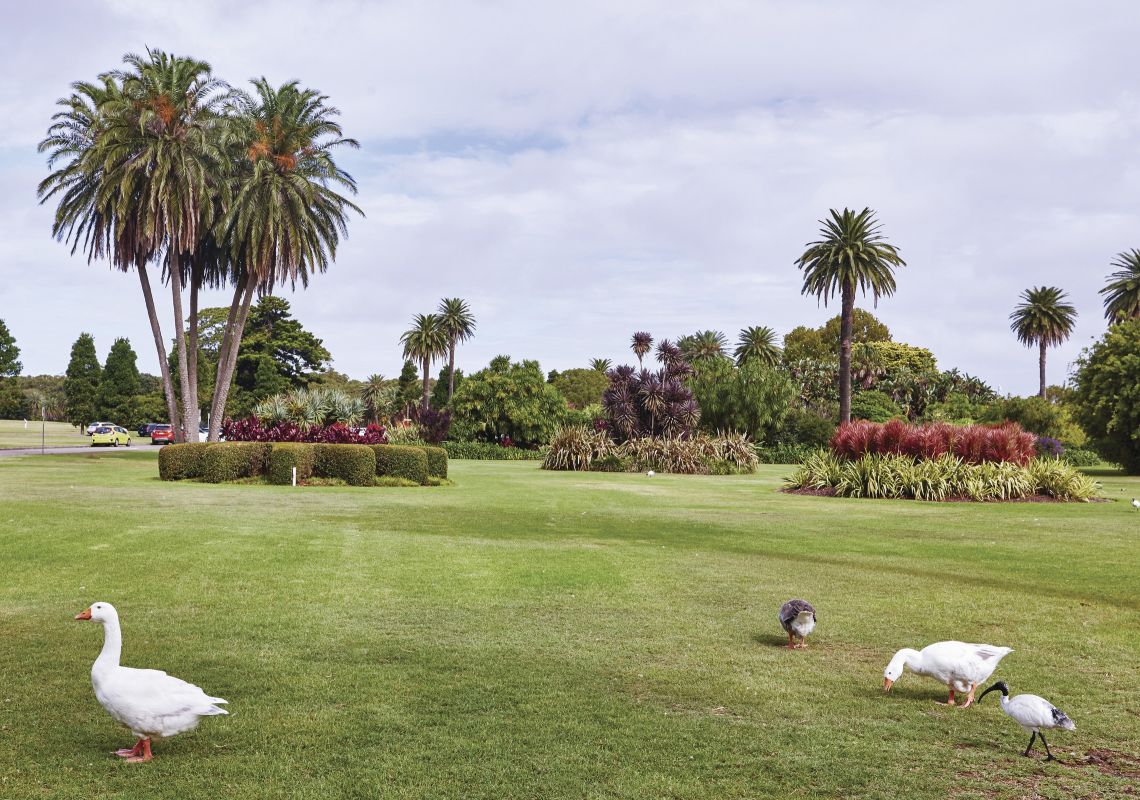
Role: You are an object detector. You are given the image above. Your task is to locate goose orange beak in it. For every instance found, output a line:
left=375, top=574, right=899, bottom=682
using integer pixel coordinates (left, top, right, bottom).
left=74, top=608, right=92, bottom=621
left=883, top=678, right=894, bottom=692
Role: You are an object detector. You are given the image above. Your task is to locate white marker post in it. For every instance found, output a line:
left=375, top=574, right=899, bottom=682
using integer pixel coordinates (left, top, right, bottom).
left=292, top=466, right=297, bottom=487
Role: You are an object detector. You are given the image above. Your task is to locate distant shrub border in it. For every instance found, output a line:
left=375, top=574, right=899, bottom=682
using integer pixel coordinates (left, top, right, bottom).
left=442, top=441, right=545, bottom=460
left=159, top=442, right=448, bottom=487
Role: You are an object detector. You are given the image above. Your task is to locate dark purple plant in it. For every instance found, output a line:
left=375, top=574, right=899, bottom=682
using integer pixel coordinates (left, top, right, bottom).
left=415, top=407, right=451, bottom=444
left=1036, top=435, right=1064, bottom=458
left=602, top=338, right=700, bottom=441
left=223, top=417, right=388, bottom=445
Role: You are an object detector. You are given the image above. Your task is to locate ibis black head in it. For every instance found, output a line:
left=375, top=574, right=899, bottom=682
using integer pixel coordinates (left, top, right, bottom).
left=978, top=681, right=1009, bottom=701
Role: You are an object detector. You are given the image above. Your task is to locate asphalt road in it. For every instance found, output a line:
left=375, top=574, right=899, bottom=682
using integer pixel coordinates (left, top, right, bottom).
left=0, top=446, right=152, bottom=458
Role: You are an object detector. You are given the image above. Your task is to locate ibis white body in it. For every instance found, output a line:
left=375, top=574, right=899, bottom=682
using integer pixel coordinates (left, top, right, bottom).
left=978, top=681, right=1074, bottom=759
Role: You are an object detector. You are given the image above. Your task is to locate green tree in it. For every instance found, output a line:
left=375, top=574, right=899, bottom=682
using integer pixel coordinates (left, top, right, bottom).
left=1101, top=249, right=1140, bottom=323
left=734, top=325, right=781, bottom=367
left=850, top=390, right=904, bottom=422
left=689, top=359, right=796, bottom=443
left=431, top=365, right=464, bottom=409
left=437, top=298, right=476, bottom=402
left=400, top=313, right=449, bottom=412
left=361, top=374, right=392, bottom=424
left=233, top=296, right=331, bottom=399
left=0, top=319, right=22, bottom=418
left=552, top=368, right=609, bottom=409
left=450, top=356, right=568, bottom=447
left=1071, top=318, right=1140, bottom=472
left=98, top=338, right=141, bottom=427
left=795, top=207, right=906, bottom=423
left=1009, top=286, right=1077, bottom=399
left=395, top=360, right=420, bottom=418
left=783, top=309, right=892, bottom=364
left=64, top=333, right=102, bottom=428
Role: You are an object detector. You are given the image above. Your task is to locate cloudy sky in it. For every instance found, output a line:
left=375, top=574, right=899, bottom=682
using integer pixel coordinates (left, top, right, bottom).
left=1, top=1, right=1136, bottom=395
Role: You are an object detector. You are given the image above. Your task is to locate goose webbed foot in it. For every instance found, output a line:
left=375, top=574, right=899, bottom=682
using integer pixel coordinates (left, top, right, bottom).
left=123, top=738, right=153, bottom=763
left=114, top=740, right=145, bottom=759
left=786, top=632, right=796, bottom=649
left=937, top=689, right=956, bottom=706
left=960, top=683, right=978, bottom=709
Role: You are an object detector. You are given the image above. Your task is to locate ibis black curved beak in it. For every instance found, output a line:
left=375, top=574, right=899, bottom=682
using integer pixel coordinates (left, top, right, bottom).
left=977, top=681, right=1008, bottom=701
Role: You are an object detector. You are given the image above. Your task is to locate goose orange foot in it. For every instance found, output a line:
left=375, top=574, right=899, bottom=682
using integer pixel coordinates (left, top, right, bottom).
left=124, top=739, right=153, bottom=763
left=114, top=740, right=145, bottom=759
left=937, top=689, right=956, bottom=706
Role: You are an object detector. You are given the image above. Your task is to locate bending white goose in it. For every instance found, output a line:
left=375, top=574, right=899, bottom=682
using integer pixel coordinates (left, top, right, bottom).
left=883, top=641, right=1013, bottom=708
left=75, top=602, right=228, bottom=762
left=779, top=599, right=816, bottom=649
left=978, top=681, right=1075, bottom=760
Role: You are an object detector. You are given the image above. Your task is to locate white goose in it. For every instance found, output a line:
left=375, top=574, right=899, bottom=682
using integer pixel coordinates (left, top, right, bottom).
left=75, top=602, right=228, bottom=762
left=978, top=681, right=1075, bottom=760
left=883, top=641, right=1013, bottom=708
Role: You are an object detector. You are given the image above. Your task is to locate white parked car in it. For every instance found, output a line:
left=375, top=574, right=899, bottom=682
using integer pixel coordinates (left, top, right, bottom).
left=86, top=421, right=115, bottom=436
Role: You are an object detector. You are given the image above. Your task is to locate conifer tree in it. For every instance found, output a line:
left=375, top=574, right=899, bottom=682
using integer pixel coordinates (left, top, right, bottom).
left=64, top=332, right=101, bottom=428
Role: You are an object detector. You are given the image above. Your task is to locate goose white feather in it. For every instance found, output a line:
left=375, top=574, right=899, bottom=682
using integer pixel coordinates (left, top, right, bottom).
left=883, top=640, right=1013, bottom=707
left=978, top=681, right=1074, bottom=760
left=75, top=602, right=227, bottom=762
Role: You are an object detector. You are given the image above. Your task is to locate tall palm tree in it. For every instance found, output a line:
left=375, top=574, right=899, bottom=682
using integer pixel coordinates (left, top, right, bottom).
left=206, top=78, right=362, bottom=440
left=99, top=49, right=230, bottom=440
left=400, top=314, right=449, bottom=411
left=1009, top=286, right=1077, bottom=398
left=437, top=298, right=476, bottom=402
left=630, top=332, right=653, bottom=369
left=589, top=358, right=612, bottom=373
left=795, top=208, right=905, bottom=422
left=1101, top=249, right=1140, bottom=323
left=734, top=326, right=781, bottom=367
left=37, top=74, right=189, bottom=435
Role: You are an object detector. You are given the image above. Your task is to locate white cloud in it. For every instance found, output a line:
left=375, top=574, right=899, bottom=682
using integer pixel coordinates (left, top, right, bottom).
left=2, top=0, right=1138, bottom=394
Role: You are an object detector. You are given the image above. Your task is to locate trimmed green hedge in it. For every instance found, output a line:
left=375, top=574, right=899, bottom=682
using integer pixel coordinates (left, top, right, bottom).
left=422, top=446, right=448, bottom=479
left=201, top=442, right=271, bottom=483
left=443, top=441, right=544, bottom=460
left=314, top=444, right=376, bottom=487
left=268, top=443, right=316, bottom=485
left=373, top=445, right=428, bottom=485
left=158, top=443, right=211, bottom=480
left=160, top=442, right=444, bottom=488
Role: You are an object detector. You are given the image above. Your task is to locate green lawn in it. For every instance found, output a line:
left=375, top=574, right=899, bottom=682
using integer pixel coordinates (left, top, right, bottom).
left=0, top=453, right=1137, bottom=799
left=0, top=419, right=95, bottom=449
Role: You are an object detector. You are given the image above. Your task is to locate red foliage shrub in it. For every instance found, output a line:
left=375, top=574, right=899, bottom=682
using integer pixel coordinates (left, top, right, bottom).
left=222, top=418, right=388, bottom=445
left=829, top=420, right=1036, bottom=465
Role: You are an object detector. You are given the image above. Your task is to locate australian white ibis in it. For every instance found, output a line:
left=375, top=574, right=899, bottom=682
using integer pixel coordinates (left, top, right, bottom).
left=978, top=681, right=1075, bottom=760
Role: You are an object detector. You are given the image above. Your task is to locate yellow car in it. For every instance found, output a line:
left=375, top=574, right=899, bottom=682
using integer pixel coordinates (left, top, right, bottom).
left=90, top=425, right=132, bottom=447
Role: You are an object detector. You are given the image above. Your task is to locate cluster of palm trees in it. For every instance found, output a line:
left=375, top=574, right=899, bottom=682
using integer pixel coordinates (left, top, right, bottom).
left=38, top=49, right=360, bottom=442
left=399, top=298, right=476, bottom=412
left=792, top=207, right=1140, bottom=419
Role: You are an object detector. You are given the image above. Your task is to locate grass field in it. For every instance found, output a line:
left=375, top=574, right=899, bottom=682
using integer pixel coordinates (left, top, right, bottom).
left=0, top=419, right=94, bottom=449
left=0, top=453, right=1137, bottom=799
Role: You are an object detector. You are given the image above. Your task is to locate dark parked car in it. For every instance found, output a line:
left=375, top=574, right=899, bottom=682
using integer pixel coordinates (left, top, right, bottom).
left=137, top=423, right=161, bottom=437
left=149, top=424, right=174, bottom=445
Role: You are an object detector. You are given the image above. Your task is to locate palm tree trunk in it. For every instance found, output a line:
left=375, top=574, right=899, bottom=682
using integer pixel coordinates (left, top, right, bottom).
left=839, top=282, right=855, bottom=423
left=169, top=257, right=196, bottom=443
left=1039, top=341, right=1047, bottom=399
left=447, top=339, right=457, bottom=402
left=136, top=263, right=181, bottom=436
left=207, top=275, right=257, bottom=441
left=187, top=260, right=201, bottom=432
left=421, top=357, right=431, bottom=411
